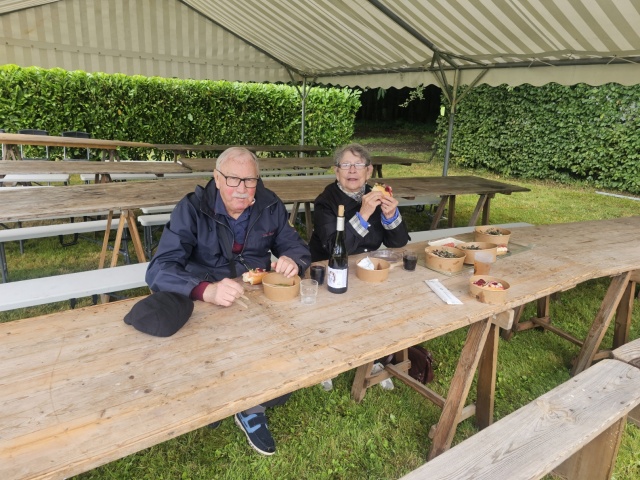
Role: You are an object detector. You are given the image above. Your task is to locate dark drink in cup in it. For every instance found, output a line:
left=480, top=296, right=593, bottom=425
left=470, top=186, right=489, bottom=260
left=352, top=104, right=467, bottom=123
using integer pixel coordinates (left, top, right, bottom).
left=310, top=265, right=326, bottom=285
left=403, top=251, right=418, bottom=271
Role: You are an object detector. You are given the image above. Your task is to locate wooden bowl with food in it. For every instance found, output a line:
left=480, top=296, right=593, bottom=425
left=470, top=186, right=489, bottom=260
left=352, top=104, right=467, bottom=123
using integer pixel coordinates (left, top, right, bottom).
left=424, top=245, right=466, bottom=273
left=356, top=258, right=390, bottom=282
left=469, top=275, right=510, bottom=304
left=474, top=226, right=511, bottom=255
left=262, top=272, right=301, bottom=301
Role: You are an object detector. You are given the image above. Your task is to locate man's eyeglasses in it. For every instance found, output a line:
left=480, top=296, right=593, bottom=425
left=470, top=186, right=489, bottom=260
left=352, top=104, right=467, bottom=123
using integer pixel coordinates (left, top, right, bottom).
left=336, top=162, right=369, bottom=170
left=215, top=169, right=259, bottom=188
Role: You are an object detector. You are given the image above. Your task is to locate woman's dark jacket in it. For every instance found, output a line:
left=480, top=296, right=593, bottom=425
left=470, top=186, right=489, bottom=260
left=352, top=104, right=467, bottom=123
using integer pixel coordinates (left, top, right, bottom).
left=308, top=181, right=410, bottom=261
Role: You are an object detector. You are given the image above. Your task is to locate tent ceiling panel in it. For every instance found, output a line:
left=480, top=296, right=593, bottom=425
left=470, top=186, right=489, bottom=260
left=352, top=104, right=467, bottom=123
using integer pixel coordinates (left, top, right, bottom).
left=0, top=0, right=639, bottom=87
left=0, top=0, right=292, bottom=82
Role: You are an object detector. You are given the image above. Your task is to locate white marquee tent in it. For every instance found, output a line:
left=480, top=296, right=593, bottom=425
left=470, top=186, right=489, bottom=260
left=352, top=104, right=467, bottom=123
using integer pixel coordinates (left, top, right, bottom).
left=2, top=0, right=639, bottom=88
left=2, top=0, right=640, bottom=170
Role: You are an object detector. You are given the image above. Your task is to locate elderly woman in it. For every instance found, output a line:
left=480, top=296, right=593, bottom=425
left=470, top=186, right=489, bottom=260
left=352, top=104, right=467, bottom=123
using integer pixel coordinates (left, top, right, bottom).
left=309, top=143, right=409, bottom=262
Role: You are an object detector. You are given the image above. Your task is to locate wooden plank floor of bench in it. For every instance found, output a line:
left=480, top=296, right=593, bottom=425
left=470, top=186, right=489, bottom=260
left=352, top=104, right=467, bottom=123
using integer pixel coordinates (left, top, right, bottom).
left=400, top=359, right=640, bottom=480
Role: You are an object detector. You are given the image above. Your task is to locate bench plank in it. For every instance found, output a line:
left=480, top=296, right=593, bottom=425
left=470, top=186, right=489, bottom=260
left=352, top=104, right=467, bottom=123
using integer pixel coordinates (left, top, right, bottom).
left=0, top=263, right=149, bottom=311
left=400, top=359, right=640, bottom=480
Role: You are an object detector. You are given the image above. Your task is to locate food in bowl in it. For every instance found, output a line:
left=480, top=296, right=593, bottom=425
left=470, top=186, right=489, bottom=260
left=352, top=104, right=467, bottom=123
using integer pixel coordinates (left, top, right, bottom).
left=469, top=275, right=511, bottom=304
left=472, top=278, right=505, bottom=290
left=424, top=245, right=465, bottom=273
left=474, top=226, right=511, bottom=255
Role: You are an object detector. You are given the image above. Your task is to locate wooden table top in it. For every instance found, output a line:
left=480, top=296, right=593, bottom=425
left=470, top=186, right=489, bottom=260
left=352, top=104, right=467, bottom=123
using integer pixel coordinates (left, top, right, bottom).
left=0, top=175, right=529, bottom=223
left=0, top=160, right=191, bottom=175
left=0, top=133, right=154, bottom=150
left=154, top=144, right=326, bottom=153
left=1, top=217, right=639, bottom=479
left=180, top=155, right=422, bottom=172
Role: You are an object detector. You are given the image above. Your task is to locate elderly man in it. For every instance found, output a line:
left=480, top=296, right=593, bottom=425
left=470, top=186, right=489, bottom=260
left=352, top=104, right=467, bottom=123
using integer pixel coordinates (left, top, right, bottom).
left=146, top=147, right=311, bottom=455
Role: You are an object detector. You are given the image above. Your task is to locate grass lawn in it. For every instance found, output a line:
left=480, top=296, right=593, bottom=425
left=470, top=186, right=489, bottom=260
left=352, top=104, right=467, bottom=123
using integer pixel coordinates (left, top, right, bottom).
left=2, top=126, right=640, bottom=479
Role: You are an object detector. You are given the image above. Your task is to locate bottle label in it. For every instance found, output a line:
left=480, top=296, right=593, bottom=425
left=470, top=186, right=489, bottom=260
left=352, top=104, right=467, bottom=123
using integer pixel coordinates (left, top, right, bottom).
left=327, top=266, right=348, bottom=289
left=336, top=216, right=344, bottom=231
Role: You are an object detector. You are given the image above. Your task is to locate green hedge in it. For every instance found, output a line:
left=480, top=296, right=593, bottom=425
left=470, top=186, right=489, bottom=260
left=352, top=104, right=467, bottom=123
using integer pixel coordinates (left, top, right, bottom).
left=437, top=83, right=640, bottom=194
left=0, top=65, right=361, bottom=159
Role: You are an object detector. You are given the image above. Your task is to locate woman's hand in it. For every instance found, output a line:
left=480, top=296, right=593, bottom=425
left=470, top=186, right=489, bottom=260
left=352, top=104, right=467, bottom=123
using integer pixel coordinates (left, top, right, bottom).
left=380, top=194, right=399, bottom=219
left=359, top=191, right=383, bottom=221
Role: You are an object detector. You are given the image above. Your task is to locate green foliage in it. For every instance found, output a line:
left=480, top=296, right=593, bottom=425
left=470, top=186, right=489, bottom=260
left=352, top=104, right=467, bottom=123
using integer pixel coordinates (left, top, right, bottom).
left=0, top=65, right=360, bottom=158
left=435, top=83, right=640, bottom=194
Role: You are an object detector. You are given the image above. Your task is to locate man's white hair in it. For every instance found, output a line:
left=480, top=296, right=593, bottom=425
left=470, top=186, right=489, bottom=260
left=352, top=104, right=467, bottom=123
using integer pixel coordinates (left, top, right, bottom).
left=216, top=147, right=260, bottom=174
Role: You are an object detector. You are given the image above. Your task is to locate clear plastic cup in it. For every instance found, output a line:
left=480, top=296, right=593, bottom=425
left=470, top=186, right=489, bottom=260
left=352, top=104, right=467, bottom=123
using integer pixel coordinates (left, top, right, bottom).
left=300, top=279, right=319, bottom=305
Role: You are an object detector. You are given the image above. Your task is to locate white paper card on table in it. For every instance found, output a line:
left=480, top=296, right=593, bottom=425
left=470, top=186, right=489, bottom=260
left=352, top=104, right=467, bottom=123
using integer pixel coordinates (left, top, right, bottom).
left=357, top=257, right=375, bottom=270
left=425, top=279, right=463, bottom=305
left=427, top=237, right=464, bottom=247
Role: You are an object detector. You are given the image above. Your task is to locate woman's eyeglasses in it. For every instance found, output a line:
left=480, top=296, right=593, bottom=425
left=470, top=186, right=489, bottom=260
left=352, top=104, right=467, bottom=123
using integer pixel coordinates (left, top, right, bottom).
left=337, top=162, right=368, bottom=170
left=215, top=169, right=259, bottom=188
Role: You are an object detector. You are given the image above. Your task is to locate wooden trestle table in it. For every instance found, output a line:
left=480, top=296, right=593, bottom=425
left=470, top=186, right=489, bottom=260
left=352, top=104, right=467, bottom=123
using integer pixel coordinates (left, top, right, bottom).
left=0, top=159, right=191, bottom=183
left=0, top=175, right=528, bottom=267
left=0, top=218, right=638, bottom=479
left=0, top=133, right=154, bottom=161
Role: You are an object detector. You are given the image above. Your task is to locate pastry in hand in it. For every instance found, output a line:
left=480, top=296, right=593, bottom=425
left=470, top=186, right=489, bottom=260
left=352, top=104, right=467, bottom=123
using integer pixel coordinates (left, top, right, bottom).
left=372, top=182, right=393, bottom=196
left=242, top=268, right=268, bottom=285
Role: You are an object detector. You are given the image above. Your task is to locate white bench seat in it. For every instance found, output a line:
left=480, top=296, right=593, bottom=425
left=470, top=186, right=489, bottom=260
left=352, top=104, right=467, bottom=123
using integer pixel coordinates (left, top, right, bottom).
left=0, top=218, right=123, bottom=283
left=407, top=222, right=533, bottom=243
left=400, top=358, right=640, bottom=480
left=140, top=204, right=176, bottom=214
left=0, top=173, right=70, bottom=185
left=0, top=262, right=149, bottom=311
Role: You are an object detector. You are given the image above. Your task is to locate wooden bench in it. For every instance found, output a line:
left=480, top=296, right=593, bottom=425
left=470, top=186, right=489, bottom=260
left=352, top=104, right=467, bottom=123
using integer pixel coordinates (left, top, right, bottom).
left=0, top=218, right=123, bottom=282
left=611, top=338, right=640, bottom=427
left=0, top=173, right=70, bottom=185
left=0, top=262, right=149, bottom=311
left=399, top=358, right=640, bottom=480
left=407, top=223, right=533, bottom=244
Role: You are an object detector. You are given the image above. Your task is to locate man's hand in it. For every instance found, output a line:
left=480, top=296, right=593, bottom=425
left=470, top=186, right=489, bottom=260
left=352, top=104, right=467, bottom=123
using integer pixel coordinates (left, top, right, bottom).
left=380, top=194, right=399, bottom=219
left=202, top=278, right=245, bottom=307
left=271, top=255, right=299, bottom=277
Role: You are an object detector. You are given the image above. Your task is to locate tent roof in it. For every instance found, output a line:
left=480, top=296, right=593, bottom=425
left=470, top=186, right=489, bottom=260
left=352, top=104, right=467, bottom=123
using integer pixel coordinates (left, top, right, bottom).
left=1, top=0, right=639, bottom=87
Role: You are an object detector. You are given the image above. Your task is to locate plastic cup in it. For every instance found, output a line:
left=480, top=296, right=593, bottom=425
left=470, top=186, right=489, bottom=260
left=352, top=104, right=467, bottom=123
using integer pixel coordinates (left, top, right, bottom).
left=474, top=251, right=495, bottom=275
left=300, top=279, right=319, bottom=305
left=310, top=265, right=325, bottom=285
left=403, top=251, right=418, bottom=271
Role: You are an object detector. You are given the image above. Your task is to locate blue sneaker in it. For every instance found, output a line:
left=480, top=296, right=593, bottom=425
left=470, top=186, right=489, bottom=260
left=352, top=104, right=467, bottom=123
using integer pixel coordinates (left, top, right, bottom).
left=234, top=411, right=276, bottom=455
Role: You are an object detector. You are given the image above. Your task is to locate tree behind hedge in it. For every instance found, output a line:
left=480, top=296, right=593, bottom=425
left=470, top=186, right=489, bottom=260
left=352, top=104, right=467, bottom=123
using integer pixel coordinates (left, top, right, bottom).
left=0, top=65, right=360, bottom=159
left=437, top=83, right=640, bottom=194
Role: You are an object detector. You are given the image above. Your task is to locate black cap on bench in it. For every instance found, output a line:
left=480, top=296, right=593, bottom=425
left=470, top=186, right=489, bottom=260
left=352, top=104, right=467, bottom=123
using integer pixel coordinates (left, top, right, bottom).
left=124, top=291, right=194, bottom=337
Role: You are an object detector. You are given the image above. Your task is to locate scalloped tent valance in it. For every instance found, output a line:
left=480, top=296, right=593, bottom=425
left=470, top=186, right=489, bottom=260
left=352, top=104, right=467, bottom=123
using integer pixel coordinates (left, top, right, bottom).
left=1, top=0, right=639, bottom=88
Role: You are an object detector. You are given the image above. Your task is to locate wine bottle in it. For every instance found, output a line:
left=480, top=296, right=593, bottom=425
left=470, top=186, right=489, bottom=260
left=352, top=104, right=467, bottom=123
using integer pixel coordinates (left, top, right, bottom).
left=327, top=204, right=348, bottom=294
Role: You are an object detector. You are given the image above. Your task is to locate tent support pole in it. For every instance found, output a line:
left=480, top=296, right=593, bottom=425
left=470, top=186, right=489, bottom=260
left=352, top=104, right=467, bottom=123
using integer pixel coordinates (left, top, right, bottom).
left=288, top=71, right=315, bottom=157
left=431, top=62, right=488, bottom=176
left=442, top=69, right=459, bottom=176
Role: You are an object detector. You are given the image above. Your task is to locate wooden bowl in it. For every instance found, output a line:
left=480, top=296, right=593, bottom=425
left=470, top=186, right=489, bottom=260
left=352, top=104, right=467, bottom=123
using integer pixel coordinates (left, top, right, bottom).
left=469, top=275, right=510, bottom=304
left=356, top=258, right=390, bottom=282
left=262, top=273, right=301, bottom=301
left=474, top=226, right=511, bottom=255
left=458, top=242, right=498, bottom=264
left=424, top=245, right=465, bottom=273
